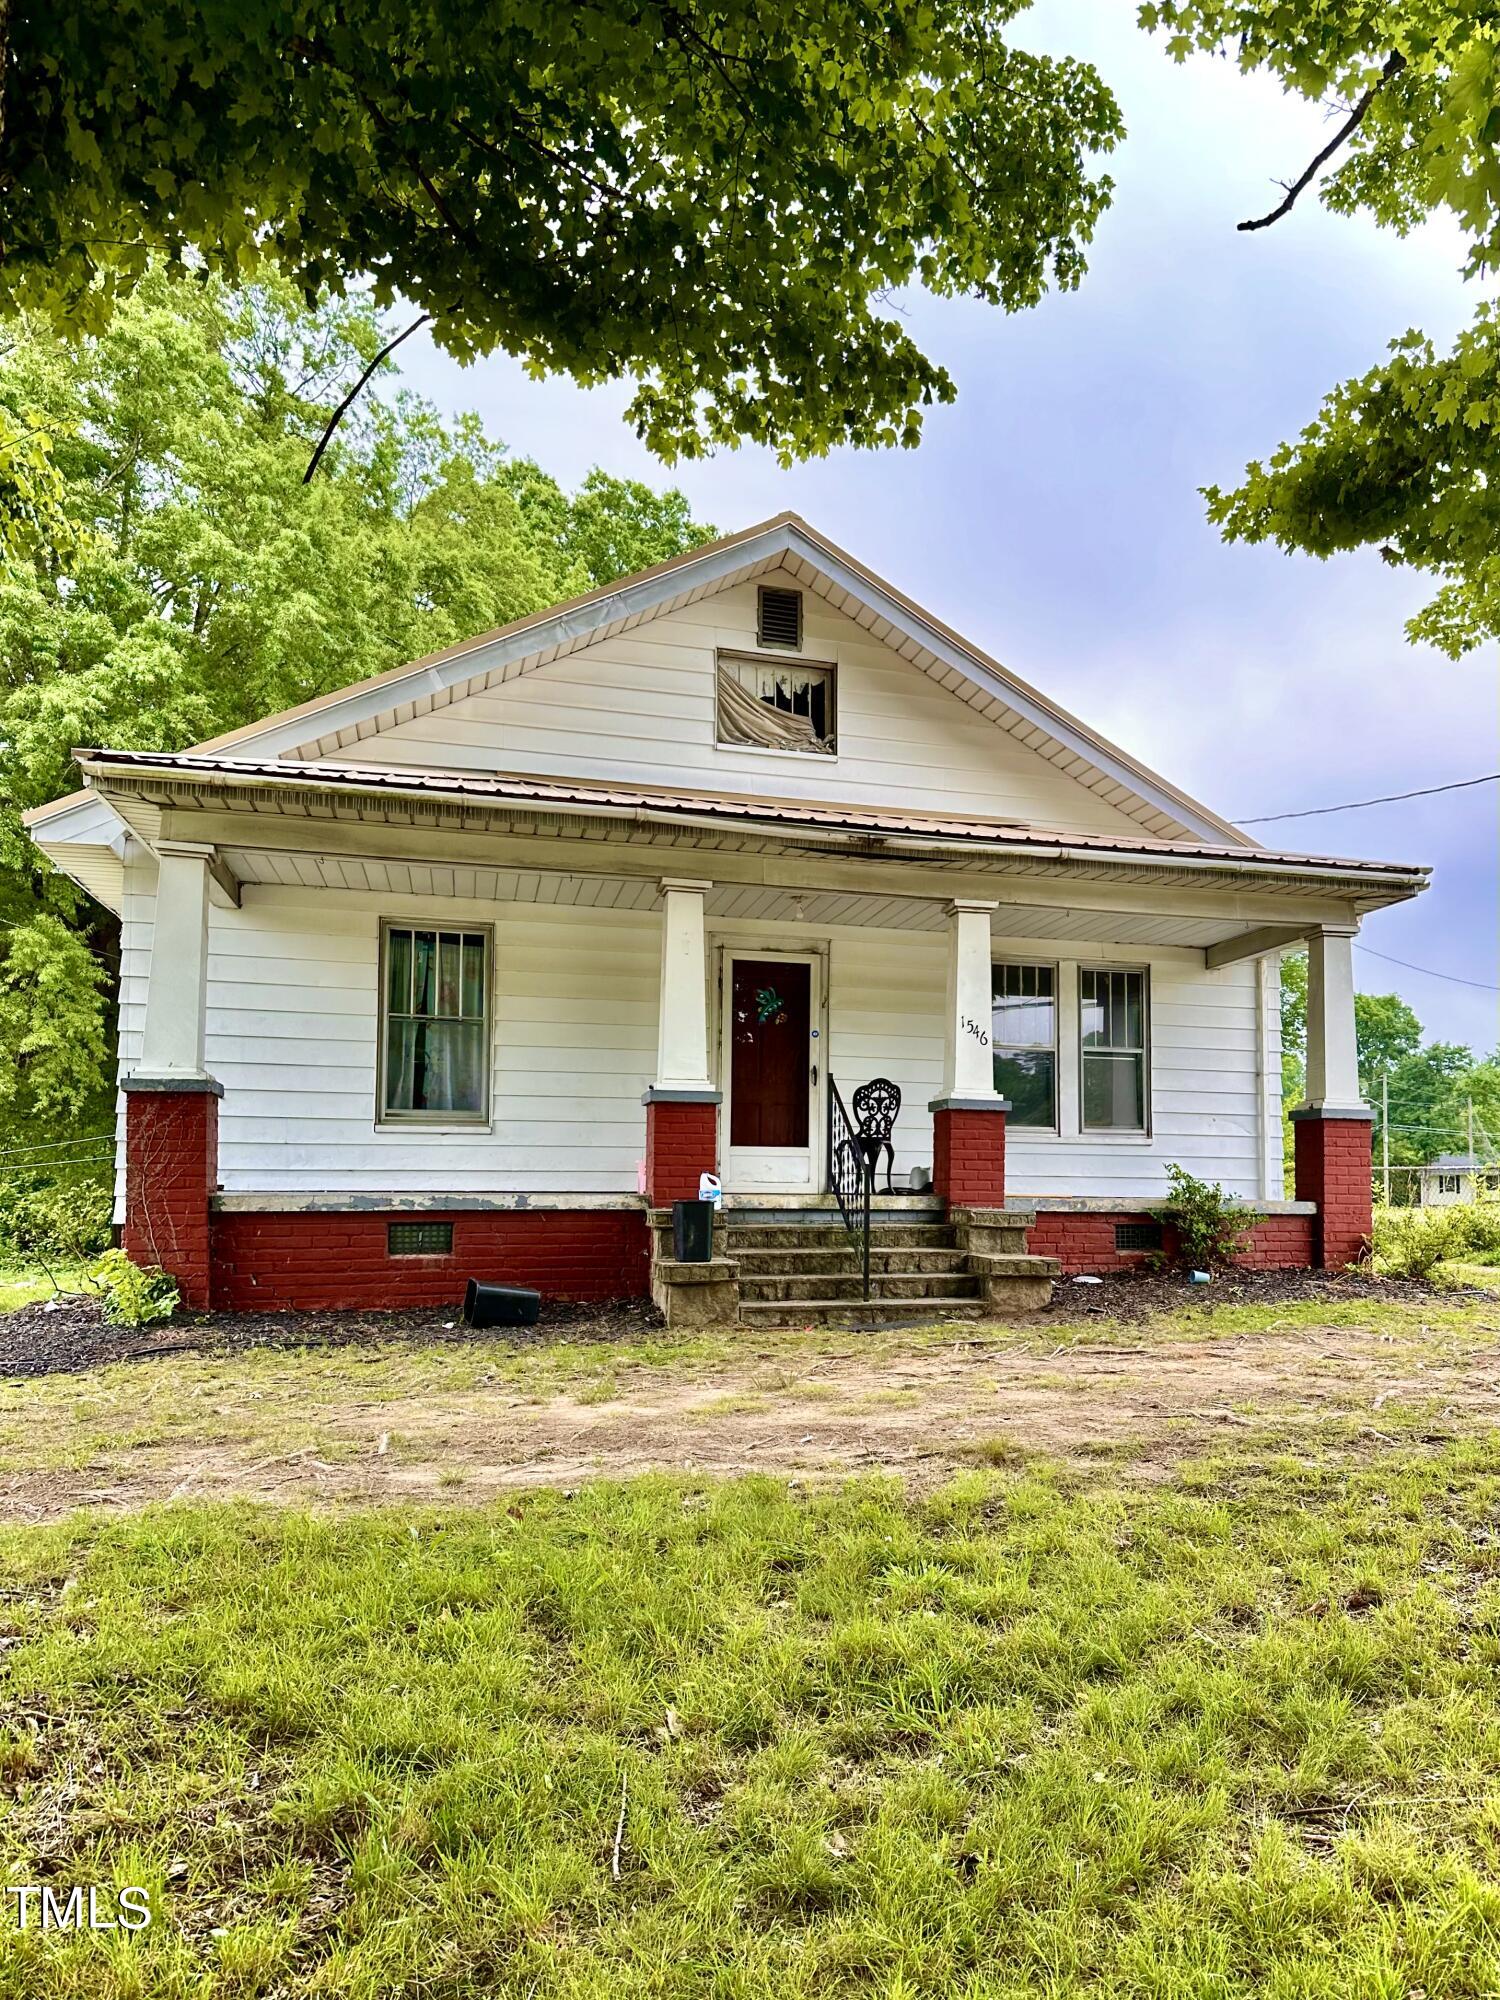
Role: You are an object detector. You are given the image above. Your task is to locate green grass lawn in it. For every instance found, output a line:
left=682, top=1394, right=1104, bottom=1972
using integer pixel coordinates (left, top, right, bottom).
left=4, top=1435, right=1500, bottom=1996
left=0, top=1264, right=95, bottom=1315
left=1442, top=1259, right=1500, bottom=1291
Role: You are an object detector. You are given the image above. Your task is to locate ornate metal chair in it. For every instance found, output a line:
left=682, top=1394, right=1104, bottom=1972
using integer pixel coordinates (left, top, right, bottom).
left=851, top=1078, right=901, bottom=1195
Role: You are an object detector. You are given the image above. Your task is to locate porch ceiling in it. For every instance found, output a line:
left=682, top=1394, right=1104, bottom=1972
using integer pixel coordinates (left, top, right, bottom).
left=218, top=847, right=1297, bottom=948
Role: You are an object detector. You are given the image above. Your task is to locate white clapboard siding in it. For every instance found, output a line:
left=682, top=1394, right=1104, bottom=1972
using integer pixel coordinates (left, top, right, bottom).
left=828, top=929, right=946, bottom=1184
left=823, top=929, right=1274, bottom=1201
left=320, top=579, right=1156, bottom=836
left=114, top=874, right=1281, bottom=1203
left=1005, top=958, right=1270, bottom=1201
left=190, top=888, right=659, bottom=1194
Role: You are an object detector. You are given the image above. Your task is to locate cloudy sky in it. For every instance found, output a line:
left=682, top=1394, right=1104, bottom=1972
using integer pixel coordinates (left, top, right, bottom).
left=394, top=4, right=1498, bottom=1053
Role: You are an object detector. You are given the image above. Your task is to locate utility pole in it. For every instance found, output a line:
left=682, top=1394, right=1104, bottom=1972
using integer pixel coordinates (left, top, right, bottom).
left=1469, top=1099, right=1476, bottom=1164
left=1381, top=1073, right=1390, bottom=1205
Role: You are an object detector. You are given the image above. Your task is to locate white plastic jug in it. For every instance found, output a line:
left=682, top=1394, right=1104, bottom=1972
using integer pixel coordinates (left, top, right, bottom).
left=698, top=1172, right=723, bottom=1207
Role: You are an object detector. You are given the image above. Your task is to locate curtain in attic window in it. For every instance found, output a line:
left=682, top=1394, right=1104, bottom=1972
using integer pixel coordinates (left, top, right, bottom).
left=717, top=656, right=832, bottom=752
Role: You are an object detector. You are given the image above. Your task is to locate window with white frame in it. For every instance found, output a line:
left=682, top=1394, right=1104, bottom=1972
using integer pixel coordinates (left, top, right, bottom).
left=1080, top=968, right=1149, bottom=1131
left=991, top=963, right=1056, bottom=1128
left=379, top=924, right=491, bottom=1122
left=716, top=650, right=836, bottom=755
left=1439, top=1173, right=1462, bottom=1195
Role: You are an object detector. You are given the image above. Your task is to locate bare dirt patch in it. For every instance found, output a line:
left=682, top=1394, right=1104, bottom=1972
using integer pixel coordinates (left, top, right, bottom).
left=2, top=1289, right=1499, bottom=1519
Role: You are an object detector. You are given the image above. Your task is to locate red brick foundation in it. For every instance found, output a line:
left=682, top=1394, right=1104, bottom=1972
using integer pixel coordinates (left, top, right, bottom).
left=1026, top=1210, right=1315, bottom=1276
left=643, top=1095, right=719, bottom=1207
left=121, top=1081, right=221, bottom=1309
left=209, top=1209, right=650, bottom=1311
left=1292, top=1110, right=1374, bottom=1269
left=931, top=1104, right=1006, bottom=1208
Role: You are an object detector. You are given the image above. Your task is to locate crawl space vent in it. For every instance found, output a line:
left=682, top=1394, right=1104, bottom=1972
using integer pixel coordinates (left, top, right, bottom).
left=388, top=1221, right=454, bottom=1257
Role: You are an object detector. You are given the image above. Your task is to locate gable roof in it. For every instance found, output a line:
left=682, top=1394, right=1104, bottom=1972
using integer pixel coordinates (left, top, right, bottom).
left=26, top=513, right=1248, bottom=848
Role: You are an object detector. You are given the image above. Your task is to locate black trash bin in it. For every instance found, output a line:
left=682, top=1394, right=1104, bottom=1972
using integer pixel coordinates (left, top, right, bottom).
left=463, top=1278, right=541, bottom=1329
left=672, top=1199, right=715, bottom=1263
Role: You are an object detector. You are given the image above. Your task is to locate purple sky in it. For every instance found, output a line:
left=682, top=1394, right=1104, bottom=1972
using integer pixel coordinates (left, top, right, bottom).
left=394, top=5, right=1498, bottom=1053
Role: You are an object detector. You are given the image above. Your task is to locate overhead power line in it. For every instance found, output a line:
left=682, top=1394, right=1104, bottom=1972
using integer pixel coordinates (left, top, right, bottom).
left=1240, top=771, right=1499, bottom=823
left=1356, top=943, right=1500, bottom=993
left=0, top=1132, right=114, bottom=1163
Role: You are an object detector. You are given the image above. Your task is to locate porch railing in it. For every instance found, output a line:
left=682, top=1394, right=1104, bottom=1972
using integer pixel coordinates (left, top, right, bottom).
left=827, top=1075, right=872, bottom=1300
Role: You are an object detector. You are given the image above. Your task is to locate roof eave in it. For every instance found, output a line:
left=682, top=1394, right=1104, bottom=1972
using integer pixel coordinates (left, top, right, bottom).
left=102, top=511, right=1247, bottom=849
left=68, top=751, right=1430, bottom=903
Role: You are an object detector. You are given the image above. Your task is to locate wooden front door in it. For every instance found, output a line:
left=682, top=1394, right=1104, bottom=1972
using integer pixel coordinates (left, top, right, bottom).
left=722, top=953, right=819, bottom=1191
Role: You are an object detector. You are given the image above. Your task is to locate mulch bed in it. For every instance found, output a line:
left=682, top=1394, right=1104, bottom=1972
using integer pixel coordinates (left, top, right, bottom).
left=0, top=1268, right=1488, bottom=1381
left=0, top=1294, right=664, bottom=1380
left=1043, top=1265, right=1487, bottom=1323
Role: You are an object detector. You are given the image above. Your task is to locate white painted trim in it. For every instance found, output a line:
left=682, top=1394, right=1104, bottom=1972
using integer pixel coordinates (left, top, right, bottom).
left=137, top=846, right=211, bottom=1077
left=1019, top=1196, right=1316, bottom=1215
left=944, top=900, right=1002, bottom=1100
left=192, top=533, right=791, bottom=762
left=990, top=955, right=1061, bottom=1137
left=717, top=942, right=826, bottom=1193
left=94, top=515, right=1246, bottom=847
left=212, top=1191, right=646, bottom=1213
left=1256, top=955, right=1283, bottom=1201
left=654, top=880, right=714, bottom=1093
left=74, top=753, right=1427, bottom=898
left=374, top=918, right=495, bottom=1128
left=779, top=525, right=1241, bottom=845
left=712, top=741, right=841, bottom=765
left=1302, top=925, right=1365, bottom=1111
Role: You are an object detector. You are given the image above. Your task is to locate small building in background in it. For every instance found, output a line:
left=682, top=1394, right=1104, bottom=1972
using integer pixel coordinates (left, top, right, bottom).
left=1418, top=1153, right=1482, bottom=1207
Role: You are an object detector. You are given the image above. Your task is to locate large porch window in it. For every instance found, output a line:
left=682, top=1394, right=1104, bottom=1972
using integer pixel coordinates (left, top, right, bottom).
left=1080, top=967, right=1149, bottom=1132
left=379, top=923, right=491, bottom=1123
left=991, top=963, right=1057, bottom=1128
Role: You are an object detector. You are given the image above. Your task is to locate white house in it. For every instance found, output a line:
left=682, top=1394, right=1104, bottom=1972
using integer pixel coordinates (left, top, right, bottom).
left=25, top=515, right=1427, bottom=1318
left=1418, top=1154, right=1483, bottom=1207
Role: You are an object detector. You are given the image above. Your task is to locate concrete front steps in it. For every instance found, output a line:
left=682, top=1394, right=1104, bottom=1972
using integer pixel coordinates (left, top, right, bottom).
left=727, top=1204, right=1058, bottom=1328
left=646, top=1200, right=1060, bottom=1327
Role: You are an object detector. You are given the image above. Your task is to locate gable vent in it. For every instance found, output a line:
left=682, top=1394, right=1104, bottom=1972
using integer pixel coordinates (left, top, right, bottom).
left=757, top=585, right=803, bottom=650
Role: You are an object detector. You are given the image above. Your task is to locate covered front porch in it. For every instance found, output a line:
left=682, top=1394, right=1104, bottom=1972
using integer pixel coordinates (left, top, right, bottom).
left=53, top=751, right=1424, bottom=1309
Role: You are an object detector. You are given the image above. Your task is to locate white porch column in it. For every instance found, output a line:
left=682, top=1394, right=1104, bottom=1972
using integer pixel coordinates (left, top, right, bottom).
left=653, top=877, right=714, bottom=1093
left=941, top=899, right=1001, bottom=1101
left=1302, top=924, right=1365, bottom=1112
left=137, top=841, right=214, bottom=1079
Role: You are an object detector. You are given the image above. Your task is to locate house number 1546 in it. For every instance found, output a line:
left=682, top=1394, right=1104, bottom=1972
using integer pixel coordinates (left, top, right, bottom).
left=962, top=1017, right=989, bottom=1045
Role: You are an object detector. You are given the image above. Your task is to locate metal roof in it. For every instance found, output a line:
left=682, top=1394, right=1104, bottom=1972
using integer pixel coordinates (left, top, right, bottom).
left=71, top=747, right=1430, bottom=885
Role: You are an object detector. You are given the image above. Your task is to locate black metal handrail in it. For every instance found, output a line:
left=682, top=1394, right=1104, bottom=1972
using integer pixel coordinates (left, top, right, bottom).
left=828, top=1074, right=872, bottom=1300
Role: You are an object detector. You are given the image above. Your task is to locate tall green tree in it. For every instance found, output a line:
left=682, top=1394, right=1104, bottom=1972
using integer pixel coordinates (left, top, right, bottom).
left=1280, top=952, right=1499, bottom=1178
left=0, top=270, right=714, bottom=1133
left=1, top=0, right=1122, bottom=507
left=1141, top=2, right=1500, bottom=651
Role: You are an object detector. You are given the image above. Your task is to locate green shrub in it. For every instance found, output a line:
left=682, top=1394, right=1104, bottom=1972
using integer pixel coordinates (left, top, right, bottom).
left=1160, top=1164, right=1249, bottom=1268
left=1371, top=1205, right=1462, bottom=1280
left=1448, top=1201, right=1500, bottom=1258
left=89, top=1249, right=178, bottom=1327
left=0, top=1174, right=113, bottom=1266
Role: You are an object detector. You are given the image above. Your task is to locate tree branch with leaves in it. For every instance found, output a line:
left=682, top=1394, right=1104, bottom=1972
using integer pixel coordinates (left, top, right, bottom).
left=0, top=0, right=1123, bottom=492
left=1142, top=1, right=1500, bottom=652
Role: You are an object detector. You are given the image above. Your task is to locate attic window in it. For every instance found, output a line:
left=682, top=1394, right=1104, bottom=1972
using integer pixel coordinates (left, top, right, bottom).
left=717, top=651, right=835, bottom=756
left=757, top=585, right=803, bottom=649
